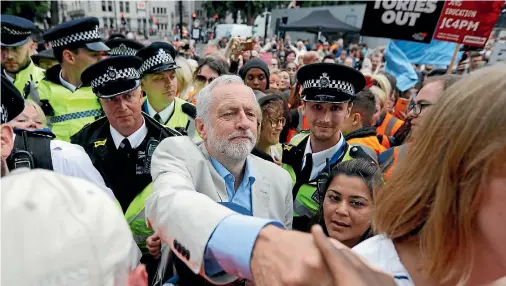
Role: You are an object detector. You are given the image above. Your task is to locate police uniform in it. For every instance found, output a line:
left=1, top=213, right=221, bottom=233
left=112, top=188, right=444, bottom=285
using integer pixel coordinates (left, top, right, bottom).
left=281, top=63, right=373, bottom=232
left=1, top=15, right=45, bottom=96
left=1, top=75, right=25, bottom=125
left=136, top=42, right=197, bottom=137
left=38, top=17, right=110, bottom=142
left=1, top=75, right=114, bottom=198
left=70, top=55, right=180, bottom=283
left=105, top=38, right=144, bottom=56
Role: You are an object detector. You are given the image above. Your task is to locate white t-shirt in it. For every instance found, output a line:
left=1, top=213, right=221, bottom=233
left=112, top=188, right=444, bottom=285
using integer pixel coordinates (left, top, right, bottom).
left=352, top=235, right=414, bottom=286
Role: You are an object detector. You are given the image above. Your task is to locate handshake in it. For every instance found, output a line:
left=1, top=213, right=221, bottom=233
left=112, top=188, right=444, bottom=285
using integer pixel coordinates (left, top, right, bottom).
left=250, top=225, right=395, bottom=286
left=147, top=225, right=395, bottom=286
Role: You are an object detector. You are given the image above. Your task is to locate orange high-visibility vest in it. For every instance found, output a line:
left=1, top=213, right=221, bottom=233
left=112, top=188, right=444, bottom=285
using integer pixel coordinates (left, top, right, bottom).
left=376, top=112, right=404, bottom=137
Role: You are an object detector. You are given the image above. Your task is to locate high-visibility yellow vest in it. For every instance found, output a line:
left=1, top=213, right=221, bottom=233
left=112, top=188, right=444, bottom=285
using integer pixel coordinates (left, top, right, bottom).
left=282, top=132, right=356, bottom=218
left=142, top=97, right=198, bottom=139
left=123, top=183, right=154, bottom=255
left=10, top=61, right=45, bottom=95
left=38, top=80, right=102, bottom=142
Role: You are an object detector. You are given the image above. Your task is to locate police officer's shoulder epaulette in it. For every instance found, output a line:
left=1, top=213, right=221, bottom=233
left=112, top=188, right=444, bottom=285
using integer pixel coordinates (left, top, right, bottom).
left=70, top=116, right=108, bottom=144
left=348, top=145, right=377, bottom=165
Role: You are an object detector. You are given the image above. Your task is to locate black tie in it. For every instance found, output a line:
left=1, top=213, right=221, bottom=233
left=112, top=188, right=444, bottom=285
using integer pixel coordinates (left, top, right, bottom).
left=154, top=113, right=162, bottom=123
left=119, top=138, right=132, bottom=151
left=300, top=153, right=313, bottom=182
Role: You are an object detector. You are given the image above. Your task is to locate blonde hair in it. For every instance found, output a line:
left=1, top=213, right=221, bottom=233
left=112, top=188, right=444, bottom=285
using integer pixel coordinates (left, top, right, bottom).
left=372, top=74, right=392, bottom=97
left=369, top=85, right=387, bottom=111
left=373, top=64, right=506, bottom=284
left=175, top=56, right=194, bottom=100
left=25, top=99, right=47, bottom=127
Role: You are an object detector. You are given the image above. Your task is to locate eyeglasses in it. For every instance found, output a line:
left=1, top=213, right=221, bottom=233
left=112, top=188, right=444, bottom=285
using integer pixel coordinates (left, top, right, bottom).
left=266, top=117, right=286, bottom=128
left=408, top=102, right=433, bottom=115
left=195, top=74, right=216, bottom=84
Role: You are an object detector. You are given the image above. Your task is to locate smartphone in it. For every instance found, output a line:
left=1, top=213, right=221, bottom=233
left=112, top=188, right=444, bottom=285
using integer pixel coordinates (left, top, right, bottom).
left=237, top=41, right=254, bottom=52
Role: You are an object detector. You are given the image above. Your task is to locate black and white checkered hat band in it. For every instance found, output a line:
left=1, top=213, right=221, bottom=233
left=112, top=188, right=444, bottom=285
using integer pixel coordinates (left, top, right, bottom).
left=90, top=67, right=140, bottom=88
left=1, top=104, right=8, bottom=123
left=49, top=25, right=101, bottom=48
left=139, top=51, right=175, bottom=74
left=1, top=26, right=31, bottom=36
left=303, top=79, right=355, bottom=96
left=109, top=45, right=138, bottom=56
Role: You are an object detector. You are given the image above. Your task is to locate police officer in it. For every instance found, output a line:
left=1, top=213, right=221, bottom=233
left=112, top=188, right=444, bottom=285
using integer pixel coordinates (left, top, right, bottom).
left=1, top=74, right=114, bottom=198
left=136, top=42, right=197, bottom=137
left=38, top=17, right=109, bottom=142
left=70, top=55, right=180, bottom=283
left=105, top=38, right=144, bottom=56
left=1, top=15, right=45, bottom=97
left=282, top=63, right=373, bottom=232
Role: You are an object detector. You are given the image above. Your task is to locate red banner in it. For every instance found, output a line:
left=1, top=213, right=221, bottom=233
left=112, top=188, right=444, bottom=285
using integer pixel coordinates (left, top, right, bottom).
left=434, top=0, right=503, bottom=47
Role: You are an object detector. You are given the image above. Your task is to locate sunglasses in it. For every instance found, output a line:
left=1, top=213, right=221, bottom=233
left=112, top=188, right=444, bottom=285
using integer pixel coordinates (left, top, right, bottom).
left=195, top=74, right=216, bottom=84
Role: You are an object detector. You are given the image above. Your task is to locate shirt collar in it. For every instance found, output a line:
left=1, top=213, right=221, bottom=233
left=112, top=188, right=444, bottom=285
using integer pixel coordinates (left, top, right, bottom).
left=209, top=156, right=256, bottom=185
left=146, top=98, right=175, bottom=124
left=3, top=69, right=15, bottom=83
left=109, top=118, right=148, bottom=149
left=303, top=132, right=345, bottom=179
left=59, top=70, right=78, bottom=92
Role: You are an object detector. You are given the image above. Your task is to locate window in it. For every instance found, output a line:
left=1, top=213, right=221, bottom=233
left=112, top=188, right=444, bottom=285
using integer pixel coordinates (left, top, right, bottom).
left=137, top=18, right=142, bottom=30
left=153, top=7, right=156, bottom=14
left=103, top=17, right=108, bottom=28
left=163, top=8, right=167, bottom=14
left=197, top=10, right=202, bottom=17
left=119, top=1, right=124, bottom=12
left=125, top=1, right=130, bottom=13
left=109, top=18, right=115, bottom=28
left=108, top=1, right=113, bottom=12
left=101, top=1, right=106, bottom=12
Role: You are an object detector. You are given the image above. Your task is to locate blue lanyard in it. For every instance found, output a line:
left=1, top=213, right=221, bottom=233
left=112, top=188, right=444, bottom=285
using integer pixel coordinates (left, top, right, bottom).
left=328, top=141, right=348, bottom=166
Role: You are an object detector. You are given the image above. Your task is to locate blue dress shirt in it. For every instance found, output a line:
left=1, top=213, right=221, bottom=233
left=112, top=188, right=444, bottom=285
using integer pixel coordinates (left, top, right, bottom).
left=204, top=157, right=283, bottom=280
left=209, top=156, right=255, bottom=215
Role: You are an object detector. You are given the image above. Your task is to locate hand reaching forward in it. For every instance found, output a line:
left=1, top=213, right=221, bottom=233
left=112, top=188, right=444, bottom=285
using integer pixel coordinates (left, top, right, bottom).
left=250, top=225, right=332, bottom=286
left=311, top=225, right=396, bottom=286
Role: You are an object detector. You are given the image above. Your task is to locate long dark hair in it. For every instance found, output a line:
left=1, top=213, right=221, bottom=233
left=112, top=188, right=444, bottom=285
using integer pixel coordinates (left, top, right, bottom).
left=313, top=158, right=383, bottom=242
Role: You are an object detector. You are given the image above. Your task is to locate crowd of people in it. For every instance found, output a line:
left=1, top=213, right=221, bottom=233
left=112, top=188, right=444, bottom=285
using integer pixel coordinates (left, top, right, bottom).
left=1, top=13, right=506, bottom=286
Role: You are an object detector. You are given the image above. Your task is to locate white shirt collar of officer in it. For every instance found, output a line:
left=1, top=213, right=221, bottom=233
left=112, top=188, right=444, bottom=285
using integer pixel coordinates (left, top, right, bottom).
left=3, top=69, right=15, bottom=83
left=146, top=98, right=175, bottom=124
left=302, top=132, right=345, bottom=180
left=59, top=70, right=78, bottom=92
left=109, top=118, right=148, bottom=150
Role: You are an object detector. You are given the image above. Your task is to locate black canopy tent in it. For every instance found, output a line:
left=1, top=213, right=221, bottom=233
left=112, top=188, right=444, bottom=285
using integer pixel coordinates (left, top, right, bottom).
left=279, top=10, right=360, bottom=34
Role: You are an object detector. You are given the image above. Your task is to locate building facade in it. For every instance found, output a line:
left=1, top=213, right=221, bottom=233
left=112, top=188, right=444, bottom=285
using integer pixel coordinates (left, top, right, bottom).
left=61, top=0, right=205, bottom=37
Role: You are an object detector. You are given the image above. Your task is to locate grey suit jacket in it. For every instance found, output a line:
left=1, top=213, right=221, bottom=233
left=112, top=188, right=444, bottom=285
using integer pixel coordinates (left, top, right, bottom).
left=145, top=136, right=293, bottom=284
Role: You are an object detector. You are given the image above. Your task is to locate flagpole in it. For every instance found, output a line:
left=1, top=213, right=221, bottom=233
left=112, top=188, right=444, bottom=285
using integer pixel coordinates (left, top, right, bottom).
left=447, top=43, right=461, bottom=74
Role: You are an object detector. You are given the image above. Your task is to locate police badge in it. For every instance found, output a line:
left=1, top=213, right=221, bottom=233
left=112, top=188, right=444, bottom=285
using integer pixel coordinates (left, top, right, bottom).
left=319, top=73, right=330, bottom=88
left=107, top=66, right=118, bottom=80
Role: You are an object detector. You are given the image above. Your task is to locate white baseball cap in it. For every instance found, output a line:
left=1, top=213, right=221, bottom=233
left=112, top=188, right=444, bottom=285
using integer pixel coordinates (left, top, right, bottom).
left=1, top=169, right=141, bottom=285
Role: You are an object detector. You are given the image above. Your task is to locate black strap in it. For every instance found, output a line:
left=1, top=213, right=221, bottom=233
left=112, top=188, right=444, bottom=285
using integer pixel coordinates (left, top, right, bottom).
left=13, top=132, right=54, bottom=171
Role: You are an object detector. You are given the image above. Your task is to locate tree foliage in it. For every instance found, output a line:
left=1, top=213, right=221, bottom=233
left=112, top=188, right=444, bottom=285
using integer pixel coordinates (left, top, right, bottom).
left=1, top=1, right=49, bottom=23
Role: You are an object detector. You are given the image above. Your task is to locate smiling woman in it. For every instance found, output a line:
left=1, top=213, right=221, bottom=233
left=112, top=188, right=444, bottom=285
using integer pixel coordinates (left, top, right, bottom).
left=313, top=158, right=382, bottom=248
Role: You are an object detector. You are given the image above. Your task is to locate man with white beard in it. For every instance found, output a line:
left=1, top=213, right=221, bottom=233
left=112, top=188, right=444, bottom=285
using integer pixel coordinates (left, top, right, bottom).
left=145, top=75, right=293, bottom=285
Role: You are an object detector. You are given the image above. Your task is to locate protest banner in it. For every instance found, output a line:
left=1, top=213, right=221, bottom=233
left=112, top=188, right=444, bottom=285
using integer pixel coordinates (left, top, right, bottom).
left=434, top=0, right=504, bottom=47
left=360, top=0, right=445, bottom=43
